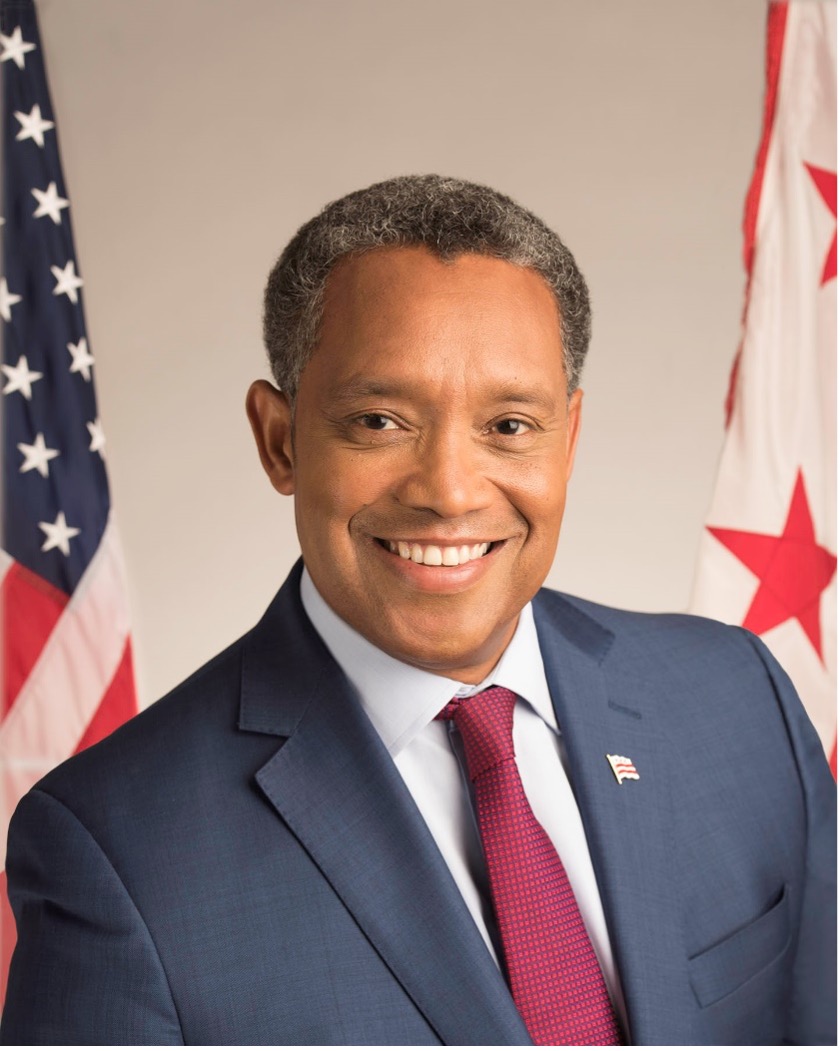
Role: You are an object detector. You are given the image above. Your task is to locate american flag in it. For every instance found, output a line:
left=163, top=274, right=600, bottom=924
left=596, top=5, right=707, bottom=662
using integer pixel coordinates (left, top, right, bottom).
left=0, top=0, right=137, bottom=1000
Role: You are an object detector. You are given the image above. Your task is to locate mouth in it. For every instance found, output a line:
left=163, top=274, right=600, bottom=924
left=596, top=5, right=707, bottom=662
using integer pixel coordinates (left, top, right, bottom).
left=375, top=538, right=498, bottom=566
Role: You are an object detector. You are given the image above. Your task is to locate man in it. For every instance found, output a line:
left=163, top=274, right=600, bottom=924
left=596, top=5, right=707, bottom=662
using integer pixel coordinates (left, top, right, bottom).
left=2, top=175, right=835, bottom=1045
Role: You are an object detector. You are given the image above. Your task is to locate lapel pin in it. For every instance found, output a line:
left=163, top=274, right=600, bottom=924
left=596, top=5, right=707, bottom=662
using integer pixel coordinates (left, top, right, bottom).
left=606, top=753, right=640, bottom=784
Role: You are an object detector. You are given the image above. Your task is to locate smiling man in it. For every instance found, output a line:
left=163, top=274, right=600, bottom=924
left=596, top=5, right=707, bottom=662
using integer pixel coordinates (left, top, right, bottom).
left=248, top=246, right=581, bottom=683
left=2, top=176, right=835, bottom=1046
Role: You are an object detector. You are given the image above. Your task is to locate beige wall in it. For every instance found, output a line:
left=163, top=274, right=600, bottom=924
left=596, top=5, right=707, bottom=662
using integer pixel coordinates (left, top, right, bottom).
left=37, top=0, right=768, bottom=705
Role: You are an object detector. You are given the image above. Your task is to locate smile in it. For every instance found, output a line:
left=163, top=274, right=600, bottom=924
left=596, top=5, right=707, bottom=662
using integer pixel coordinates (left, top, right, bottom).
left=378, top=539, right=494, bottom=566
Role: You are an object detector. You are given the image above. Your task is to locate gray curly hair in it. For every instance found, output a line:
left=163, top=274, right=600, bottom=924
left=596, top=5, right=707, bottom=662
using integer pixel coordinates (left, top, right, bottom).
left=263, top=174, right=591, bottom=399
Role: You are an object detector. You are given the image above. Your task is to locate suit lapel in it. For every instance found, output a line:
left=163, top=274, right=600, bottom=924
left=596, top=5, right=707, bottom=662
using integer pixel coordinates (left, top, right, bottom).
left=534, top=591, right=693, bottom=1045
left=239, top=566, right=531, bottom=1046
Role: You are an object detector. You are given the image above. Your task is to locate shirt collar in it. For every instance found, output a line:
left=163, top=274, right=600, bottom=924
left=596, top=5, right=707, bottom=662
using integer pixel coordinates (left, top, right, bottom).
left=300, top=568, right=558, bottom=757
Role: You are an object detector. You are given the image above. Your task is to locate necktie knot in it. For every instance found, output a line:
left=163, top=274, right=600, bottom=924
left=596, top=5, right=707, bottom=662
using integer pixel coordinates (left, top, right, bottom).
left=437, top=686, right=517, bottom=781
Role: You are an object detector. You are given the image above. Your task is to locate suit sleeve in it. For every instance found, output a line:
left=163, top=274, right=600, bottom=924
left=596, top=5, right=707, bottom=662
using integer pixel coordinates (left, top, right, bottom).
left=740, top=629, right=837, bottom=1046
left=1, top=788, right=184, bottom=1045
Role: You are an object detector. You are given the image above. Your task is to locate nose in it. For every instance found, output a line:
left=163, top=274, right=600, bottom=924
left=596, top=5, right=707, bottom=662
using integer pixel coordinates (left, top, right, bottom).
left=393, top=424, right=494, bottom=518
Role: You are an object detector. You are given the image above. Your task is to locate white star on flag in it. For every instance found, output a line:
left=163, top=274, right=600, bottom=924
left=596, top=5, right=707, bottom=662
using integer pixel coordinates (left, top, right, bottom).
left=32, top=182, right=69, bottom=224
left=51, top=260, right=84, bottom=303
left=14, top=103, right=54, bottom=148
left=87, top=418, right=106, bottom=456
left=38, top=511, right=81, bottom=556
left=0, top=26, right=36, bottom=70
left=67, top=337, right=94, bottom=381
left=18, top=433, right=60, bottom=478
left=2, top=355, right=43, bottom=400
left=0, top=277, right=22, bottom=322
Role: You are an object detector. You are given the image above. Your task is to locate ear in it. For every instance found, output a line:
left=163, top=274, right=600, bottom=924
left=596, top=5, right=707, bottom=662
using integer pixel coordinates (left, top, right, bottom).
left=564, top=388, right=583, bottom=482
left=245, top=379, right=296, bottom=495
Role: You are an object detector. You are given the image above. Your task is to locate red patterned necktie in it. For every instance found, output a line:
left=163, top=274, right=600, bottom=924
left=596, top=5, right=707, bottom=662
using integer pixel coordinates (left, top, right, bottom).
left=438, top=686, right=621, bottom=1046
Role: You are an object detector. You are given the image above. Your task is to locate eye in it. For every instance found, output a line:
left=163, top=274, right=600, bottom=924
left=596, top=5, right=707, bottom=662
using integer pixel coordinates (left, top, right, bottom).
left=357, top=413, right=399, bottom=431
left=493, top=418, right=531, bottom=436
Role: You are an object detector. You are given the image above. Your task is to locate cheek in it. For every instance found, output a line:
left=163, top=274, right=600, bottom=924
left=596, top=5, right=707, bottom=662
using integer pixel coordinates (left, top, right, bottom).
left=506, top=461, right=569, bottom=529
left=296, top=454, right=390, bottom=534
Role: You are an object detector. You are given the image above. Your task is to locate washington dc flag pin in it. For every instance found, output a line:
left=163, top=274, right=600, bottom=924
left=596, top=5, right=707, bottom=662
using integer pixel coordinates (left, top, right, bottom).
left=606, top=754, right=640, bottom=784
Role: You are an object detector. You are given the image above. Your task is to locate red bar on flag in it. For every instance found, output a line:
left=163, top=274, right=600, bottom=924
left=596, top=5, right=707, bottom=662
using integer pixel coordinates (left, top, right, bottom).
left=0, top=0, right=138, bottom=1003
left=690, top=1, right=837, bottom=773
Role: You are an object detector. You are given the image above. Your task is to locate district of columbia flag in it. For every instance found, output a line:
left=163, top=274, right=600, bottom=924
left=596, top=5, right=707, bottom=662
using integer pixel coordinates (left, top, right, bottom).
left=0, top=0, right=138, bottom=1003
left=690, top=2, right=837, bottom=773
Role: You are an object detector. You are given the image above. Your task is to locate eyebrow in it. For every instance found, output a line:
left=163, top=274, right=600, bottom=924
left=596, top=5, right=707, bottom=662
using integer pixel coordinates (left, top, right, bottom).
left=328, top=379, right=409, bottom=404
left=489, top=385, right=560, bottom=415
left=328, top=378, right=561, bottom=415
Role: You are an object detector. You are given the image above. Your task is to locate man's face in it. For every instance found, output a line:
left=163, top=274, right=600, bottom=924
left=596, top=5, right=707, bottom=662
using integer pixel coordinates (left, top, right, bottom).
left=248, top=246, right=582, bottom=683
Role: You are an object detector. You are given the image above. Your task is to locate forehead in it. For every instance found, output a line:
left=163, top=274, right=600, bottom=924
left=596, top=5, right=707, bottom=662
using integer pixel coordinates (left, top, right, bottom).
left=313, top=246, right=565, bottom=372
left=299, top=248, right=568, bottom=407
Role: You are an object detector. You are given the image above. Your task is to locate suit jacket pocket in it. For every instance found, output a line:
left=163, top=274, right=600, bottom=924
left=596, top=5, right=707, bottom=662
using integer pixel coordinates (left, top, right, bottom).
left=688, top=884, right=791, bottom=1008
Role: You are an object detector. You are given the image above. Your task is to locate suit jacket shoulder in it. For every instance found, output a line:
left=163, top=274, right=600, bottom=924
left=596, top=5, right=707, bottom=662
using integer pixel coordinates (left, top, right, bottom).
left=531, top=585, right=836, bottom=1045
left=2, top=567, right=528, bottom=1045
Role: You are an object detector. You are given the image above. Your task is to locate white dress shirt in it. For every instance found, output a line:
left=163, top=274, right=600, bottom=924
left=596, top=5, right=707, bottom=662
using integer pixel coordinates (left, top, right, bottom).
left=300, top=569, right=626, bottom=1022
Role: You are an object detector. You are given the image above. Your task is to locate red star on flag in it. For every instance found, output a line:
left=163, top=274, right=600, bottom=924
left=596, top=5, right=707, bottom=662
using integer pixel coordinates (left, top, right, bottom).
left=708, top=471, right=837, bottom=661
left=804, top=163, right=837, bottom=285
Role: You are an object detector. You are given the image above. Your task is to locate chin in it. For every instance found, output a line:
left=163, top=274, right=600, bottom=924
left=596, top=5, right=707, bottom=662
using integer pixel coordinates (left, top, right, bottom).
left=384, top=626, right=503, bottom=681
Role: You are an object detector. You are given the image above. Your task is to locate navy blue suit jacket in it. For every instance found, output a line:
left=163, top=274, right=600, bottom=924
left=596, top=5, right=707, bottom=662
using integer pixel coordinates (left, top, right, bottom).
left=2, top=562, right=836, bottom=1044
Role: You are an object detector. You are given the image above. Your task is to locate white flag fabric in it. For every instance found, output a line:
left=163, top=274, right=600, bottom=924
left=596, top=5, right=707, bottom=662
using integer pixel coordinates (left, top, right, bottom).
left=690, top=1, right=837, bottom=771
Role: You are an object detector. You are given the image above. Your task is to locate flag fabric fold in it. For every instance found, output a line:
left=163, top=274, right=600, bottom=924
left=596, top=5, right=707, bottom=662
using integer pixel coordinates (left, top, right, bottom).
left=0, top=0, right=138, bottom=1001
left=690, top=1, right=837, bottom=771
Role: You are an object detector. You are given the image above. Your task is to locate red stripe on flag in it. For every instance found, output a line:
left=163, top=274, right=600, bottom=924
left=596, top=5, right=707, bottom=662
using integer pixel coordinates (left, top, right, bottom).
left=1, top=562, right=68, bottom=717
left=726, top=1, right=789, bottom=428
left=743, top=1, right=789, bottom=279
left=74, top=637, right=137, bottom=754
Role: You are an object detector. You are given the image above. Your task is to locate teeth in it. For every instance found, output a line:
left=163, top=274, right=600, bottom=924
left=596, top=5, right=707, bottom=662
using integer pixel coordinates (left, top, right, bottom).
left=385, top=540, right=492, bottom=566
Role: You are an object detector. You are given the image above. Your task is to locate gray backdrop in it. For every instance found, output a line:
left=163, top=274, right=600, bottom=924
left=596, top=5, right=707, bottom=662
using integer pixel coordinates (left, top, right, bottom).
left=37, top=0, right=767, bottom=704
